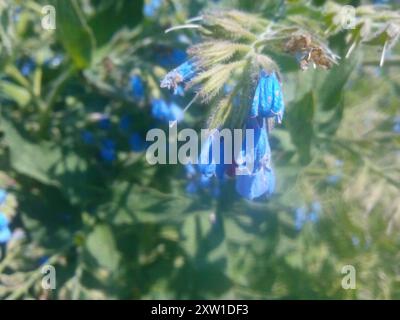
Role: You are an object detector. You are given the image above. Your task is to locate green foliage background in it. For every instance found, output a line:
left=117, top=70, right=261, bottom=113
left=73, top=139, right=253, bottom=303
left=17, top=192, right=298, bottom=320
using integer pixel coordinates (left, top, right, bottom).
left=0, top=0, right=399, bottom=299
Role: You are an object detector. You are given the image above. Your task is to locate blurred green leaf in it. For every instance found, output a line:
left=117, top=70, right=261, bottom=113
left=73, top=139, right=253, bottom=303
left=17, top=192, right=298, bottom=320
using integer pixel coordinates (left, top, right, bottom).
left=86, top=224, right=121, bottom=272
left=1, top=119, right=101, bottom=206
left=51, top=0, right=95, bottom=69
left=317, top=55, right=357, bottom=111
left=181, top=212, right=226, bottom=259
left=107, top=182, right=194, bottom=224
left=19, top=185, right=79, bottom=248
left=89, top=0, right=144, bottom=47
left=317, top=93, right=344, bottom=135
left=287, top=91, right=315, bottom=164
left=0, top=81, right=31, bottom=107
left=1, top=119, right=59, bottom=186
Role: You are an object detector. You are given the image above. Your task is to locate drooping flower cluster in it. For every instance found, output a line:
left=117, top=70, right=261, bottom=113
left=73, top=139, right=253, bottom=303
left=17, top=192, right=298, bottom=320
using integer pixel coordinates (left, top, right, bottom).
left=193, top=118, right=278, bottom=200
left=160, top=53, right=286, bottom=200
left=231, top=71, right=285, bottom=200
left=206, top=71, right=284, bottom=200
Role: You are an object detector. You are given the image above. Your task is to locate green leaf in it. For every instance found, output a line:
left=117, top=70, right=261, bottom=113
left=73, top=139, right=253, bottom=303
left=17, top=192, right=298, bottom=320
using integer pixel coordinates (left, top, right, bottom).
left=88, top=0, right=144, bottom=47
left=51, top=0, right=95, bottom=69
left=1, top=119, right=60, bottom=186
left=20, top=184, right=80, bottom=249
left=106, top=182, right=194, bottom=224
left=1, top=119, right=101, bottom=206
left=316, top=93, right=345, bottom=135
left=181, top=212, right=226, bottom=260
left=317, top=55, right=357, bottom=111
left=287, top=91, right=315, bottom=164
left=86, top=224, right=121, bottom=272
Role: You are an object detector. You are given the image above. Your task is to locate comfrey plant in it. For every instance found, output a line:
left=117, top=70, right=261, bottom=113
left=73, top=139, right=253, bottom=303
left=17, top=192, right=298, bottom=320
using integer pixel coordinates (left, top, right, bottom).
left=159, top=11, right=314, bottom=200
left=160, top=7, right=400, bottom=200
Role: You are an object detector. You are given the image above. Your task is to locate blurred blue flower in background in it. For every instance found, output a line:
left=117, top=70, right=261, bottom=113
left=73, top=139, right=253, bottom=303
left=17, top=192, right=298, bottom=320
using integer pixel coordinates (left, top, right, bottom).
left=309, top=201, right=321, bottom=222
left=98, top=116, right=111, bottom=130
left=130, top=133, right=147, bottom=152
left=19, top=58, right=35, bottom=77
left=185, top=163, right=203, bottom=194
left=173, top=85, right=185, bottom=96
left=130, top=75, right=145, bottom=100
left=81, top=131, right=95, bottom=145
left=43, top=53, right=64, bottom=69
left=119, top=115, right=132, bottom=132
left=352, top=236, right=360, bottom=247
left=170, top=49, right=187, bottom=66
left=185, top=181, right=198, bottom=194
left=45, top=54, right=64, bottom=69
left=12, top=6, right=21, bottom=22
left=151, top=99, right=184, bottom=122
left=151, top=99, right=168, bottom=120
left=168, top=102, right=184, bottom=122
left=393, top=116, right=400, bottom=133
left=199, top=175, right=213, bottom=189
left=295, top=207, right=307, bottom=230
left=0, top=190, right=11, bottom=244
left=295, top=201, right=321, bottom=230
left=144, top=0, right=162, bottom=17
left=372, top=0, right=391, bottom=4
left=38, top=256, right=50, bottom=266
left=326, top=174, right=341, bottom=184
left=157, top=48, right=187, bottom=68
left=327, top=159, right=344, bottom=185
left=185, top=163, right=197, bottom=178
left=100, top=139, right=116, bottom=163
left=0, top=212, right=11, bottom=244
left=0, top=189, right=7, bottom=204
left=335, top=159, right=344, bottom=167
